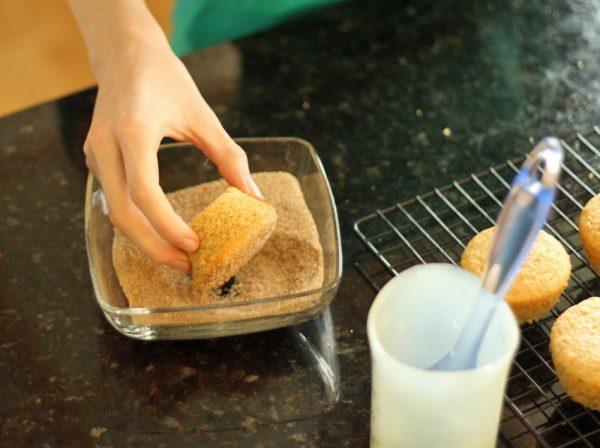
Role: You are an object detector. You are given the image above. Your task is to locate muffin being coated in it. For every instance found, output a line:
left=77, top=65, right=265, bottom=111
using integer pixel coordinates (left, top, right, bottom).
left=550, top=297, right=600, bottom=411
left=460, top=227, right=571, bottom=323
left=579, top=194, right=600, bottom=272
left=188, top=187, right=277, bottom=291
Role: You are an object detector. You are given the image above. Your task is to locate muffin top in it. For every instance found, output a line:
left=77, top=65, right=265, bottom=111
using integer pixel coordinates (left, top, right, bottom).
left=461, top=227, right=571, bottom=304
left=550, top=297, right=600, bottom=392
left=579, top=194, right=600, bottom=243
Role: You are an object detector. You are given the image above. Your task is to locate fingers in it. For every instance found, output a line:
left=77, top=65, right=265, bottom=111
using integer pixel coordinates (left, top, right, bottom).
left=86, top=91, right=259, bottom=274
left=88, top=131, right=192, bottom=272
left=117, top=122, right=200, bottom=254
left=185, top=104, right=264, bottom=200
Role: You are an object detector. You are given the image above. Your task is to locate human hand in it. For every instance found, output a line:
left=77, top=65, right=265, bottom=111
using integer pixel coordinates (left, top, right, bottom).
left=70, top=1, right=262, bottom=272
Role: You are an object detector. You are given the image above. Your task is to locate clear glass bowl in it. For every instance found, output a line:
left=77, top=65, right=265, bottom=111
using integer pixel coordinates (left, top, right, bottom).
left=84, top=137, right=342, bottom=340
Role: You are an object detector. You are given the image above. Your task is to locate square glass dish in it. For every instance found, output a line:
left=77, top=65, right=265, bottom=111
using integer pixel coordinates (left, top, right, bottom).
left=84, top=137, right=342, bottom=340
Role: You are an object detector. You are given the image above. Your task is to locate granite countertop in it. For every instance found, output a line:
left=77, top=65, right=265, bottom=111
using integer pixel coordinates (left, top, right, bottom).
left=1, top=0, right=600, bottom=446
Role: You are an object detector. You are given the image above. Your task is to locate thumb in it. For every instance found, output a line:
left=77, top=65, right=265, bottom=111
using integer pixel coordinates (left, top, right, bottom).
left=215, top=141, right=264, bottom=200
left=185, top=105, right=263, bottom=199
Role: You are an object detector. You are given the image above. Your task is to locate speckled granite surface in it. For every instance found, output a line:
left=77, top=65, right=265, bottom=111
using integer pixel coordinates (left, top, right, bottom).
left=1, top=0, right=599, bottom=446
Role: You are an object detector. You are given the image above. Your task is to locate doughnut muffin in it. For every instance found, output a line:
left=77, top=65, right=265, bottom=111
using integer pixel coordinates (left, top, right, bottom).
left=550, top=297, right=600, bottom=411
left=579, top=194, right=600, bottom=272
left=460, top=227, right=571, bottom=323
left=188, top=187, right=277, bottom=291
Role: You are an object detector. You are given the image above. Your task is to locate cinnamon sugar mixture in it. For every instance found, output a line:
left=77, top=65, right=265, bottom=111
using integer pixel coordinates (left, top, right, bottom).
left=112, top=172, right=324, bottom=323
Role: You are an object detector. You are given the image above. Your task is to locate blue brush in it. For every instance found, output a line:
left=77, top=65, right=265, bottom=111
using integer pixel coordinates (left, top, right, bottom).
left=430, top=137, right=563, bottom=371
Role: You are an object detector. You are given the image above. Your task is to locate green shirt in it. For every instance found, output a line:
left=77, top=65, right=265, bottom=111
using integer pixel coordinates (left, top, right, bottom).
left=171, top=0, right=347, bottom=55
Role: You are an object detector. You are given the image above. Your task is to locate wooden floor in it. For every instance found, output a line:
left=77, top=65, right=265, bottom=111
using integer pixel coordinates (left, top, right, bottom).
left=0, top=0, right=173, bottom=117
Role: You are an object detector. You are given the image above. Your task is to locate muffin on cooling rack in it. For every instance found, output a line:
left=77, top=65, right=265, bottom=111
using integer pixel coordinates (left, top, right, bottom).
left=579, top=194, right=600, bottom=272
left=550, top=297, right=600, bottom=411
left=460, top=226, right=571, bottom=324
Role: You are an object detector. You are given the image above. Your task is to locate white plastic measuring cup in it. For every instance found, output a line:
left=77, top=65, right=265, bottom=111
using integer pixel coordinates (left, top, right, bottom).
left=367, top=263, right=520, bottom=448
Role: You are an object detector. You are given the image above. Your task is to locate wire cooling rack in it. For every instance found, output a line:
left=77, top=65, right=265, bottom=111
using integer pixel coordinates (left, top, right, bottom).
left=354, top=126, right=600, bottom=447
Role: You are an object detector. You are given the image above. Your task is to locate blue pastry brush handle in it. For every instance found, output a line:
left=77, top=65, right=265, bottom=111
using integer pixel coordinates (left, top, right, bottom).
left=482, top=137, right=563, bottom=299
left=429, top=137, right=563, bottom=371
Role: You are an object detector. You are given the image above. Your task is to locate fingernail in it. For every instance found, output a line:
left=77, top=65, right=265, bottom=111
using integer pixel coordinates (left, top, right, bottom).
left=245, top=175, right=264, bottom=200
left=168, top=259, right=191, bottom=273
left=180, top=237, right=199, bottom=253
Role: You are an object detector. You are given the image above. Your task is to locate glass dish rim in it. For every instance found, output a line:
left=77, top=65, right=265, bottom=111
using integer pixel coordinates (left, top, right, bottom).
left=84, top=136, right=343, bottom=317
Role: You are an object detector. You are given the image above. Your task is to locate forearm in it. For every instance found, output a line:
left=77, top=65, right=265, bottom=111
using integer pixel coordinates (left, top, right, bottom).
left=68, top=0, right=169, bottom=80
